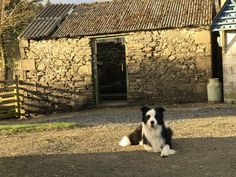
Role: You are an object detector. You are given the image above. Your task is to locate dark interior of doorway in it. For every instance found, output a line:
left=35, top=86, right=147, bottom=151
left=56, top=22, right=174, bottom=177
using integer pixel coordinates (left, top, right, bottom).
left=97, top=41, right=127, bottom=102
left=211, top=32, right=223, bottom=100
left=212, top=32, right=223, bottom=83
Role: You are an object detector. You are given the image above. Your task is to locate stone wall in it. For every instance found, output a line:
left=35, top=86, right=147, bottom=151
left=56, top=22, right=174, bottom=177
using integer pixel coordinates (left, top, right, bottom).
left=20, top=27, right=212, bottom=114
left=20, top=38, right=94, bottom=114
left=126, top=28, right=212, bottom=104
left=223, top=30, right=236, bottom=103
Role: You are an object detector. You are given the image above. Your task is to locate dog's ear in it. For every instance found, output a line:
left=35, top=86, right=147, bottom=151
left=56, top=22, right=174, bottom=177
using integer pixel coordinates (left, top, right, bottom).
left=156, top=107, right=165, bottom=113
left=141, top=106, right=150, bottom=115
left=141, top=106, right=150, bottom=123
left=155, top=107, right=165, bottom=125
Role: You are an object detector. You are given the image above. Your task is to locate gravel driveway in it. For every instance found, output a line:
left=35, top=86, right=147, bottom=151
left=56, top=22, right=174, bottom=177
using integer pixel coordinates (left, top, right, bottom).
left=6, top=103, right=235, bottom=126
left=0, top=103, right=236, bottom=177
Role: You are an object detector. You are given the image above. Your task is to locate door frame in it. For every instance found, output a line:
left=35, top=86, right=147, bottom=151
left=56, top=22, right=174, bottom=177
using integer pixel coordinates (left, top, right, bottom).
left=91, top=35, right=128, bottom=105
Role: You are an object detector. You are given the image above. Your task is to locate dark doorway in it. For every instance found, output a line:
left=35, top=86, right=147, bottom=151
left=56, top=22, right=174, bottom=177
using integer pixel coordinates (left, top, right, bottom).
left=211, top=32, right=223, bottom=100
left=212, top=32, right=223, bottom=83
left=96, top=39, right=127, bottom=102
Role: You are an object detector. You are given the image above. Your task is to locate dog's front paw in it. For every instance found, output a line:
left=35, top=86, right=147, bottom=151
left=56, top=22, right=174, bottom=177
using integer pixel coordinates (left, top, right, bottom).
left=160, top=150, right=169, bottom=157
left=160, top=145, right=176, bottom=157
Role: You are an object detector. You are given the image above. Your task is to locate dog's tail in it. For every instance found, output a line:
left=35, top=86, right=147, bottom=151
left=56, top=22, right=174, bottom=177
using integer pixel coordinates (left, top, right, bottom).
left=119, top=136, right=131, bottom=146
left=119, top=125, right=142, bottom=147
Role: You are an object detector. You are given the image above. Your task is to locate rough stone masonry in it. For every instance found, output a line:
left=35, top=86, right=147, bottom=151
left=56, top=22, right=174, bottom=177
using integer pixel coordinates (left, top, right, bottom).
left=19, top=28, right=212, bottom=114
left=19, top=37, right=94, bottom=114
left=126, top=28, right=212, bottom=105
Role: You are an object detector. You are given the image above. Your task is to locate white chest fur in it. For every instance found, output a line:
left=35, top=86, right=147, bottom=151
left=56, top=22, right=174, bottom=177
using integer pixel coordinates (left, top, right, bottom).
left=142, top=125, right=165, bottom=152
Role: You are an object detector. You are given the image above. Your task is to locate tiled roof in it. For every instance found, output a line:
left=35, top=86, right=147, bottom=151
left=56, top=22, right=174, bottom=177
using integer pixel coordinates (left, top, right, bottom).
left=212, top=0, right=236, bottom=31
left=53, top=0, right=215, bottom=37
left=19, top=4, right=76, bottom=39
left=20, top=0, right=215, bottom=39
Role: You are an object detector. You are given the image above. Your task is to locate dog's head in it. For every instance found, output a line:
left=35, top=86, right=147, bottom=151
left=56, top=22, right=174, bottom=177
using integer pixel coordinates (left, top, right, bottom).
left=141, top=106, right=165, bottom=128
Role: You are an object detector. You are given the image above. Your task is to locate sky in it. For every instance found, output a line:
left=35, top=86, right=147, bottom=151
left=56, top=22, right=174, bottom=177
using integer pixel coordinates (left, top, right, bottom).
left=49, top=0, right=111, bottom=4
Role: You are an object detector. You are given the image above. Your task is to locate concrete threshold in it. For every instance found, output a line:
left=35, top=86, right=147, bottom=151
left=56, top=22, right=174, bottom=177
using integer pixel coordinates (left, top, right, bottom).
left=96, top=100, right=129, bottom=108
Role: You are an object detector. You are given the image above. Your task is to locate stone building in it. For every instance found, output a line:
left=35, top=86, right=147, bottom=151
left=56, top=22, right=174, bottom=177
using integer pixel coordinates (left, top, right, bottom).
left=212, top=0, right=236, bottom=103
left=18, top=0, right=216, bottom=114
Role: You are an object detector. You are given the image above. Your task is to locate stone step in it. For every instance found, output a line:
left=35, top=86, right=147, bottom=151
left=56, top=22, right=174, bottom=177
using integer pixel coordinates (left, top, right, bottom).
left=100, top=93, right=127, bottom=100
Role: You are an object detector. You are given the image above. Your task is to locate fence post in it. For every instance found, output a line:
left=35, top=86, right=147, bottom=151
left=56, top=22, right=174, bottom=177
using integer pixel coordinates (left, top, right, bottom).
left=15, top=75, right=25, bottom=119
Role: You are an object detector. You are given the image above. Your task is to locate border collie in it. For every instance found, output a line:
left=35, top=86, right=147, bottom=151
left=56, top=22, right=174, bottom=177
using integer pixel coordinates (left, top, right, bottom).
left=119, top=106, right=176, bottom=157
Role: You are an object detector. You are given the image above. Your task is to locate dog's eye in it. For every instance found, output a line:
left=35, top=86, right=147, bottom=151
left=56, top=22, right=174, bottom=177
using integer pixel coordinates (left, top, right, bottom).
left=145, top=115, right=151, bottom=119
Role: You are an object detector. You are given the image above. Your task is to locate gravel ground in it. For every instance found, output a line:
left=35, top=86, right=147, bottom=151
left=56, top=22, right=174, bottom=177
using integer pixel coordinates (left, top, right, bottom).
left=0, top=103, right=236, bottom=177
left=3, top=103, right=236, bottom=126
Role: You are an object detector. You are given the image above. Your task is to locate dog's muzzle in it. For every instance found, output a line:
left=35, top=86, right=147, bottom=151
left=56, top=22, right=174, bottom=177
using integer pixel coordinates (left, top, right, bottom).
left=150, top=121, right=155, bottom=128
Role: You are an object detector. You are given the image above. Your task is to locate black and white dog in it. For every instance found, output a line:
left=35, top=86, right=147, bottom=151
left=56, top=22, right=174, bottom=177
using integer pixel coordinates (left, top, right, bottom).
left=119, top=106, right=176, bottom=157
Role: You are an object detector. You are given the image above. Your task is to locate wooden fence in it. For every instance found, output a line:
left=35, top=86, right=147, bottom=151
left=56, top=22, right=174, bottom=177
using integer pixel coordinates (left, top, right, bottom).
left=0, top=76, right=25, bottom=119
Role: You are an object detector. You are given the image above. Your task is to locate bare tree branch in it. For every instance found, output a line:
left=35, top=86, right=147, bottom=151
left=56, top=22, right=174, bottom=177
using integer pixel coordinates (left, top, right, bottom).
left=0, top=0, right=42, bottom=35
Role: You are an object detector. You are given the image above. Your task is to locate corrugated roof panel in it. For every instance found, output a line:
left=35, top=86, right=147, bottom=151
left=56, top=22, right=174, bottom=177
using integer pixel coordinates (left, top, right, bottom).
left=21, top=20, right=39, bottom=38
left=65, top=3, right=101, bottom=36
left=149, top=0, right=163, bottom=29
left=86, top=2, right=111, bottom=35
left=35, top=20, right=58, bottom=37
left=19, top=4, right=76, bottom=39
left=107, top=0, right=131, bottom=33
left=21, top=0, right=215, bottom=39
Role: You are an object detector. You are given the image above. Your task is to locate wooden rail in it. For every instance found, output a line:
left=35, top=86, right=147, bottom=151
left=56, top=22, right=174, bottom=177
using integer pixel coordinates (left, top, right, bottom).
left=0, top=76, right=25, bottom=119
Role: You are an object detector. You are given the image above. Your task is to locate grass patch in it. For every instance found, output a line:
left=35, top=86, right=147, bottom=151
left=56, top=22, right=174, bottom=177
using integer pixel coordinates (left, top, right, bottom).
left=0, top=122, right=79, bottom=135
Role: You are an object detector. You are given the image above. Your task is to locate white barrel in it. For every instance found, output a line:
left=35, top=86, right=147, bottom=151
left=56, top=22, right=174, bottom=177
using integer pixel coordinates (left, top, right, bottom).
left=207, top=78, right=222, bottom=102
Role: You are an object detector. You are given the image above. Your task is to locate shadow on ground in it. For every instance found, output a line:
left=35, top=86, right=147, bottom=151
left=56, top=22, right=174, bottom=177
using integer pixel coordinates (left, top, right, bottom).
left=1, top=137, right=235, bottom=177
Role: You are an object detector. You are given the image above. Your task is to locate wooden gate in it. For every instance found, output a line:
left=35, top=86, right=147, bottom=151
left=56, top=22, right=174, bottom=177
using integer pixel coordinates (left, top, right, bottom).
left=0, top=76, right=25, bottom=119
